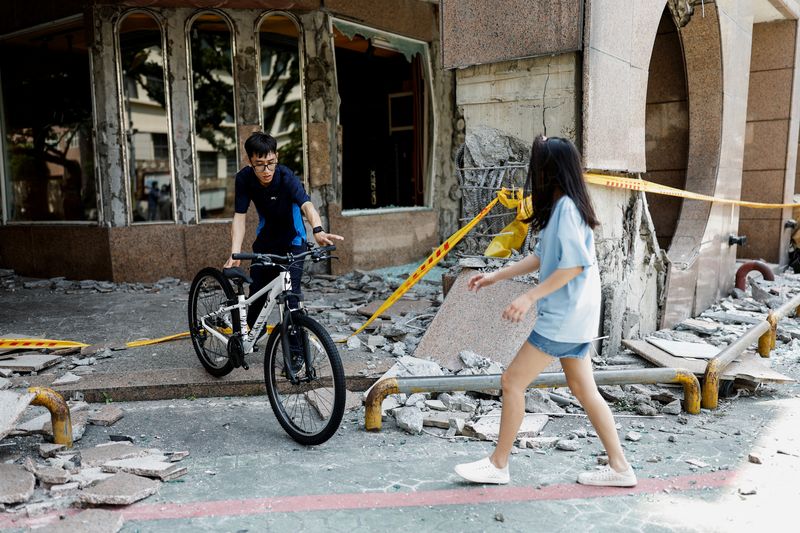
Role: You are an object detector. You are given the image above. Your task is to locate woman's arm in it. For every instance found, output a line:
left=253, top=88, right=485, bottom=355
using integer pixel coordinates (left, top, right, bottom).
left=502, top=266, right=583, bottom=322
left=468, top=254, right=541, bottom=292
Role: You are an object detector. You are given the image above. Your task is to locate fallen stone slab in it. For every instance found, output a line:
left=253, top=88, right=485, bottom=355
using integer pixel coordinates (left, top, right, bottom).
left=525, top=389, right=565, bottom=414
left=0, top=353, right=61, bottom=373
left=465, top=411, right=548, bottom=441
left=678, top=318, right=720, bottom=335
left=47, top=508, right=124, bottom=533
left=422, top=410, right=471, bottom=429
left=35, top=465, right=72, bottom=485
left=39, top=443, right=67, bottom=458
left=101, top=455, right=188, bottom=480
left=79, top=472, right=160, bottom=505
left=415, top=270, right=559, bottom=372
left=0, top=463, right=35, bottom=504
left=0, top=390, right=35, bottom=440
left=519, top=436, right=560, bottom=449
left=49, top=480, right=80, bottom=495
left=79, top=443, right=152, bottom=467
left=71, top=467, right=115, bottom=488
left=88, top=405, right=124, bottom=426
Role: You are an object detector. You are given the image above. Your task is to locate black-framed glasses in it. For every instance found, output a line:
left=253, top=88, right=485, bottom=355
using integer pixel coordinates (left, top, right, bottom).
left=252, top=162, right=278, bottom=173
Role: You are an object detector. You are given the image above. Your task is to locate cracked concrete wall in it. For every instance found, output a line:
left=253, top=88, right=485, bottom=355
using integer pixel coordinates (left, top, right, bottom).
left=456, top=53, right=580, bottom=146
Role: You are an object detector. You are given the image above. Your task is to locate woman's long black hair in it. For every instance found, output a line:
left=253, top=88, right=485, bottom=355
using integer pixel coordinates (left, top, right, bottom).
left=523, top=135, right=599, bottom=232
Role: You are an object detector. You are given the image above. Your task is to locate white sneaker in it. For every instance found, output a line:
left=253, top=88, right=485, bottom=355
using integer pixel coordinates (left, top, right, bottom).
left=577, top=465, right=637, bottom=487
left=454, top=457, right=510, bottom=485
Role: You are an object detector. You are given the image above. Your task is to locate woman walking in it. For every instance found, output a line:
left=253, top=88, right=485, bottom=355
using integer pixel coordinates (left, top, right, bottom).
left=454, top=135, right=636, bottom=487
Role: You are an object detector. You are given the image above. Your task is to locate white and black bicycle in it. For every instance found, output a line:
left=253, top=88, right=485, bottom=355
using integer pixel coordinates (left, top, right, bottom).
left=188, top=245, right=345, bottom=445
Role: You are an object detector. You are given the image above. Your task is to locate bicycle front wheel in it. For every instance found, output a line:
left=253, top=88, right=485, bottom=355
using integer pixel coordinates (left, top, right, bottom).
left=264, top=314, right=345, bottom=445
left=188, top=268, right=237, bottom=377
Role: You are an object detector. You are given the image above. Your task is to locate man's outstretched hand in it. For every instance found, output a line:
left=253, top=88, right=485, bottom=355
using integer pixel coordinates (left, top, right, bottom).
left=314, top=231, right=344, bottom=246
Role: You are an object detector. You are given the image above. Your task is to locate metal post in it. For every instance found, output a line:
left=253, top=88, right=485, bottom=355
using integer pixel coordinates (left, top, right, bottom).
left=365, top=368, right=701, bottom=432
left=28, top=387, right=72, bottom=447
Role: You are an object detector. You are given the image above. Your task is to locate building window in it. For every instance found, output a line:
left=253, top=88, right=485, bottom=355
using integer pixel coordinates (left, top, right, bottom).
left=0, top=18, right=97, bottom=222
left=333, top=20, right=430, bottom=210
left=118, top=11, right=173, bottom=223
left=226, top=152, right=238, bottom=175
left=189, top=12, right=237, bottom=220
left=198, top=152, right=218, bottom=179
left=259, top=14, right=304, bottom=178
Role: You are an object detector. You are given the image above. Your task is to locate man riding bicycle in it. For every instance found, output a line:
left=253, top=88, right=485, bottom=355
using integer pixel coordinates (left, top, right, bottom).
left=223, top=131, right=343, bottom=334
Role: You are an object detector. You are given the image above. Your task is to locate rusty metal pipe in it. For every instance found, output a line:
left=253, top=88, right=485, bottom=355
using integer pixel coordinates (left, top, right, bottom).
left=365, top=368, right=701, bottom=432
left=28, top=387, right=72, bottom=447
left=703, top=291, right=800, bottom=409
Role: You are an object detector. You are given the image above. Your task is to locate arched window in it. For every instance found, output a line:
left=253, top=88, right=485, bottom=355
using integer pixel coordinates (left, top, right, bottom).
left=188, top=12, right=237, bottom=220
left=117, top=11, right=173, bottom=223
left=258, top=14, right=305, bottom=178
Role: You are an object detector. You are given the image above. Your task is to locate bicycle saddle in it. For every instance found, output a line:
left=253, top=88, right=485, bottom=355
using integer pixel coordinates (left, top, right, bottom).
left=222, top=267, right=252, bottom=284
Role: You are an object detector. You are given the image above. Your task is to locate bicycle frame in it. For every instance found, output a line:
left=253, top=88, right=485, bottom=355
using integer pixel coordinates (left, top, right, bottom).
left=199, top=268, right=294, bottom=354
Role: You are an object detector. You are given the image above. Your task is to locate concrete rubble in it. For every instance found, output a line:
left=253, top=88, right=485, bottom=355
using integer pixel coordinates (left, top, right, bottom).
left=0, top=396, right=186, bottom=521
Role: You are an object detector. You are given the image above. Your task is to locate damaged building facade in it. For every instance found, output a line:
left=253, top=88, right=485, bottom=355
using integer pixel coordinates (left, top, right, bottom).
left=0, top=0, right=458, bottom=281
left=445, top=0, right=800, bottom=351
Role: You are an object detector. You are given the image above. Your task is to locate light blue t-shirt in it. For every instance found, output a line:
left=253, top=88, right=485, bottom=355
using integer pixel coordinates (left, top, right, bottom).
left=532, top=195, right=601, bottom=343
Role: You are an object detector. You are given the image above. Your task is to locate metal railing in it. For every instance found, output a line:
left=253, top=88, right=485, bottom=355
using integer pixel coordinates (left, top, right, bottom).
left=702, top=291, right=800, bottom=409
left=365, top=367, right=701, bottom=432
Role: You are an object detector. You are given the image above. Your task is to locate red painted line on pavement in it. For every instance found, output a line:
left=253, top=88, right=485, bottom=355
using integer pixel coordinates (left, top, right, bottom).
left=1, top=471, right=734, bottom=528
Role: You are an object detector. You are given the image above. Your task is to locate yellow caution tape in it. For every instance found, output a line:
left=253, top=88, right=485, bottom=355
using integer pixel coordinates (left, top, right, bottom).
left=348, top=191, right=505, bottom=338
left=125, top=332, right=191, bottom=348
left=0, top=338, right=89, bottom=350
left=585, top=172, right=800, bottom=209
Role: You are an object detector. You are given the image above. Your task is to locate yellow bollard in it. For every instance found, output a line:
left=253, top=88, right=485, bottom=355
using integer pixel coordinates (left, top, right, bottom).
left=28, top=387, right=72, bottom=447
left=758, top=314, right=778, bottom=357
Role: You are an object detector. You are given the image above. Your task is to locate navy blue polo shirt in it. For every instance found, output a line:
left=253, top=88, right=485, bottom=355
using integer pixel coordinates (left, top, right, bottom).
left=234, top=164, right=310, bottom=253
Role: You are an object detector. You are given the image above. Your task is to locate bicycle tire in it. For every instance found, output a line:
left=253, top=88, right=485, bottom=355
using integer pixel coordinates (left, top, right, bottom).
left=264, top=314, right=345, bottom=445
left=188, top=267, right=237, bottom=377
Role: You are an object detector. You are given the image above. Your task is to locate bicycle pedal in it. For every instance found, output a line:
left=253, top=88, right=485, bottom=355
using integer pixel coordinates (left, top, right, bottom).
left=242, top=361, right=249, bottom=370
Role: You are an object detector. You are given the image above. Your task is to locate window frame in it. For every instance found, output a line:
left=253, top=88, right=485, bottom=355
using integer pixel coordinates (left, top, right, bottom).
left=185, top=9, right=239, bottom=224
left=0, top=14, right=102, bottom=226
left=330, top=17, right=436, bottom=215
left=115, top=8, right=177, bottom=225
left=255, top=11, right=308, bottom=188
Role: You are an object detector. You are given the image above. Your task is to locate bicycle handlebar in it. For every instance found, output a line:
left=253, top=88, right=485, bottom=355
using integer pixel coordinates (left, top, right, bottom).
left=232, top=245, right=336, bottom=265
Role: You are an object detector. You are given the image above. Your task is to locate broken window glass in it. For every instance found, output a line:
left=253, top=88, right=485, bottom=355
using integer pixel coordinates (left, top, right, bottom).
left=0, top=19, right=97, bottom=222
left=332, top=21, right=429, bottom=210
left=189, top=13, right=237, bottom=220
left=259, top=14, right=304, bottom=179
left=118, top=11, right=173, bottom=223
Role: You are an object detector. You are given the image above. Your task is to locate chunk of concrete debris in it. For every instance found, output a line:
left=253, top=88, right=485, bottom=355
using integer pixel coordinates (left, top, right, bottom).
left=88, top=405, right=124, bottom=426
left=0, top=464, right=35, bottom=504
left=465, top=410, right=548, bottom=441
left=679, top=318, right=720, bottom=335
left=635, top=404, right=659, bottom=416
left=738, top=486, right=758, bottom=496
left=49, top=481, right=80, bottom=496
left=625, top=431, right=642, bottom=442
left=598, top=385, right=626, bottom=403
left=166, top=451, right=190, bottom=462
left=519, top=436, right=560, bottom=449
left=394, top=406, right=424, bottom=435
left=0, top=376, right=10, bottom=390
left=405, top=392, right=428, bottom=407
left=661, top=400, right=682, bottom=415
left=79, top=472, right=160, bottom=506
left=381, top=395, right=402, bottom=415
left=52, top=372, right=82, bottom=385
left=524, top=389, right=565, bottom=414
left=39, top=443, right=67, bottom=458
left=425, top=399, right=447, bottom=411
left=555, top=439, right=581, bottom=451
left=685, top=459, right=709, bottom=468
left=44, top=410, right=89, bottom=442
left=364, top=356, right=444, bottom=399
left=47, top=508, right=124, bottom=533
left=101, top=455, right=188, bottom=481
left=748, top=453, right=763, bottom=465
left=422, top=411, right=471, bottom=429
left=367, top=335, right=386, bottom=348
left=0, top=390, right=35, bottom=440
left=34, top=465, right=72, bottom=485
left=80, top=443, right=151, bottom=467
left=346, top=336, right=361, bottom=350
left=71, top=467, right=115, bottom=488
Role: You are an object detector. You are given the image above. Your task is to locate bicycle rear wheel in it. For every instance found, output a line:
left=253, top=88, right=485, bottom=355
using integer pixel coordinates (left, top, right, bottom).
left=264, top=314, right=345, bottom=445
left=188, top=268, right=237, bottom=377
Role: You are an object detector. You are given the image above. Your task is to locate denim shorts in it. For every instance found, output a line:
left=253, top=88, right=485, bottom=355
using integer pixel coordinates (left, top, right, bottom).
left=527, top=330, right=591, bottom=359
